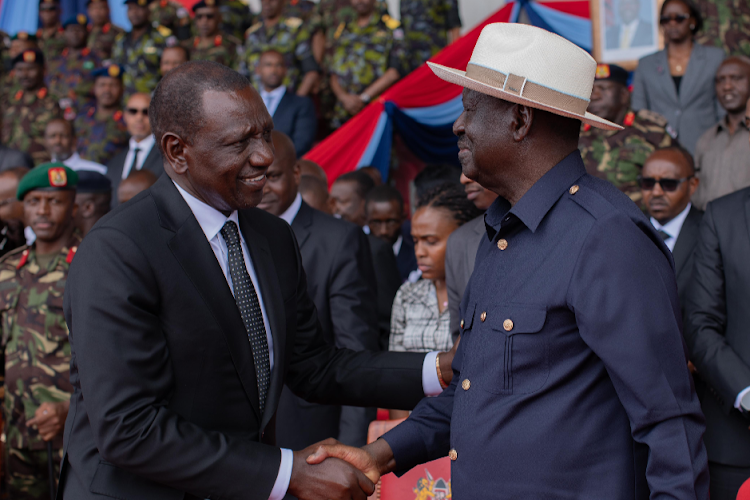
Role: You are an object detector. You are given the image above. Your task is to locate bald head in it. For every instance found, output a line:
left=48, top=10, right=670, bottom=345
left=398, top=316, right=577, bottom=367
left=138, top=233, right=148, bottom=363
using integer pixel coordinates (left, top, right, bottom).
left=118, top=170, right=158, bottom=204
left=258, top=131, right=300, bottom=216
left=297, top=159, right=327, bottom=184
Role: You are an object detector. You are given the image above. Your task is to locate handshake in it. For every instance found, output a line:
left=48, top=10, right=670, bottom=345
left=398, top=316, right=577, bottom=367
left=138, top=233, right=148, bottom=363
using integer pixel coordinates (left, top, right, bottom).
left=287, top=433, right=396, bottom=500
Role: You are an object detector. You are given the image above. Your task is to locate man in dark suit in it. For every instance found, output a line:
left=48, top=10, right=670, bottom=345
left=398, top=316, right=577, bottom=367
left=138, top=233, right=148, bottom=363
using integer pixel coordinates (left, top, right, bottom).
left=605, top=0, right=654, bottom=49
left=0, top=144, right=34, bottom=171
left=257, top=50, right=317, bottom=157
left=258, top=131, right=378, bottom=450
left=60, top=61, right=455, bottom=500
left=640, top=146, right=702, bottom=311
left=685, top=183, right=750, bottom=499
left=105, top=92, right=164, bottom=206
left=365, top=185, right=418, bottom=283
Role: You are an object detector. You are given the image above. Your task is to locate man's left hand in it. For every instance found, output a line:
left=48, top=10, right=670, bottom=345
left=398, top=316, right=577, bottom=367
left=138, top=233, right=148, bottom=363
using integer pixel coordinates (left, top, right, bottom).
left=27, top=401, right=69, bottom=441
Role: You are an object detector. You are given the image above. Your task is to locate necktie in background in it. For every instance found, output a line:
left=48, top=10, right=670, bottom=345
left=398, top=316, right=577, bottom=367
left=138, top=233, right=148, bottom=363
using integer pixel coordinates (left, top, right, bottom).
left=128, top=148, right=141, bottom=176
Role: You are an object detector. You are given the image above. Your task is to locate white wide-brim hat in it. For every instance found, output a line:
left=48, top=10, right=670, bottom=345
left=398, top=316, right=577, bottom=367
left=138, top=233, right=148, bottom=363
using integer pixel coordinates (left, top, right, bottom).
left=428, top=24, right=623, bottom=131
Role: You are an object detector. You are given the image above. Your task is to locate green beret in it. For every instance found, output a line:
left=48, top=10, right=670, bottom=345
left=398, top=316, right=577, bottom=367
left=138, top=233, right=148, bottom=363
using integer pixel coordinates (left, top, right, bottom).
left=17, top=163, right=78, bottom=201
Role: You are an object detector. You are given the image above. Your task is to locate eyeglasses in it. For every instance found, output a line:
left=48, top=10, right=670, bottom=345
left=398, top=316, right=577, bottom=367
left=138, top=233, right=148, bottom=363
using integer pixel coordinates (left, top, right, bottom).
left=195, top=13, right=216, bottom=20
left=126, top=107, right=148, bottom=116
left=659, top=13, right=690, bottom=25
left=638, top=176, right=693, bottom=192
left=39, top=6, right=58, bottom=12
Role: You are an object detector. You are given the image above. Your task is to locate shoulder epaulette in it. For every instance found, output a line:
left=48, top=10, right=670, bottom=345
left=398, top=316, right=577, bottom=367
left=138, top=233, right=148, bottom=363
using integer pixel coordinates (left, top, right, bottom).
left=245, top=22, right=263, bottom=37
left=66, top=246, right=77, bottom=264
left=284, top=17, right=303, bottom=29
left=0, top=244, right=28, bottom=267
left=381, top=14, right=400, bottom=30
left=635, top=109, right=669, bottom=127
left=334, top=22, right=346, bottom=40
left=156, top=25, right=173, bottom=37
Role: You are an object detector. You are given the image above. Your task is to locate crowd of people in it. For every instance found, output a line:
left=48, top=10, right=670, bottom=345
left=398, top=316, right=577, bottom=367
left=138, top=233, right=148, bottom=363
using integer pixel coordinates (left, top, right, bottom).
left=0, top=0, right=747, bottom=498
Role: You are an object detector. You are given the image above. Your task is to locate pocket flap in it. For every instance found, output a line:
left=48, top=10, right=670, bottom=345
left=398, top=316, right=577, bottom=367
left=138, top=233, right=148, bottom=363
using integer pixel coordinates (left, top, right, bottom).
left=460, top=303, right=477, bottom=331
left=488, top=305, right=547, bottom=335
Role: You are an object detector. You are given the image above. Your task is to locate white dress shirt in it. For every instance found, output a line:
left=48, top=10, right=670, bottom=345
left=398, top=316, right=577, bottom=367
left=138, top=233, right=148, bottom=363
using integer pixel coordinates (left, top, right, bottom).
left=650, top=203, right=692, bottom=252
left=279, top=192, right=303, bottom=225
left=173, top=182, right=291, bottom=500
left=620, top=19, right=640, bottom=49
left=62, top=152, right=107, bottom=175
left=122, top=135, right=156, bottom=180
left=392, top=235, right=403, bottom=257
left=259, top=86, right=286, bottom=117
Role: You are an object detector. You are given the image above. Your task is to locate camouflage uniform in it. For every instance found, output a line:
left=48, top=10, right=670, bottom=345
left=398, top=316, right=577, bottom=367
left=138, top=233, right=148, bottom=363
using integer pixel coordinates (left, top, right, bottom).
left=400, top=0, right=461, bottom=72
left=578, top=109, right=675, bottom=205
left=74, top=105, right=129, bottom=165
left=218, top=0, right=255, bottom=41
left=0, top=233, right=80, bottom=500
left=329, top=13, right=407, bottom=128
left=0, top=87, right=62, bottom=165
left=242, top=16, right=317, bottom=91
left=151, top=0, right=190, bottom=38
left=87, top=22, right=126, bottom=59
left=36, top=27, right=66, bottom=61
left=695, top=0, right=750, bottom=57
left=112, top=26, right=169, bottom=96
left=187, top=34, right=240, bottom=68
left=285, top=0, right=318, bottom=22
left=45, top=47, right=102, bottom=118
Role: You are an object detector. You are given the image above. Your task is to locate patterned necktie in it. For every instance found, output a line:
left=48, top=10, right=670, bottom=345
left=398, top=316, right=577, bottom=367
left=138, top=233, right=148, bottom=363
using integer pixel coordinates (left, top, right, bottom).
left=658, top=229, right=671, bottom=241
left=220, top=220, right=271, bottom=415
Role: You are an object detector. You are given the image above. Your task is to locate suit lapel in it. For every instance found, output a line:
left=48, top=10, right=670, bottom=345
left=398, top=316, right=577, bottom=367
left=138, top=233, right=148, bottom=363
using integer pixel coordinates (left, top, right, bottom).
left=238, top=211, right=286, bottom=431
left=273, top=92, right=290, bottom=120
left=290, top=201, right=312, bottom=250
left=151, top=176, right=262, bottom=421
left=655, top=50, right=679, bottom=106
left=679, top=44, right=704, bottom=105
left=672, top=207, right=700, bottom=276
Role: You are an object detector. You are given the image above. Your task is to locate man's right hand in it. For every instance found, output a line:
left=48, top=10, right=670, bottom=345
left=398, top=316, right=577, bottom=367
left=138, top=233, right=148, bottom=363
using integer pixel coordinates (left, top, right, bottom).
left=288, top=439, right=375, bottom=500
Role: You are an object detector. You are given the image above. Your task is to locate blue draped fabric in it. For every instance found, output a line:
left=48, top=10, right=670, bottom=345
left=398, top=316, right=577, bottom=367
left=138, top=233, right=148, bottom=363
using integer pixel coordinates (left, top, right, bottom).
left=0, top=0, right=128, bottom=35
left=387, top=102, right=460, bottom=169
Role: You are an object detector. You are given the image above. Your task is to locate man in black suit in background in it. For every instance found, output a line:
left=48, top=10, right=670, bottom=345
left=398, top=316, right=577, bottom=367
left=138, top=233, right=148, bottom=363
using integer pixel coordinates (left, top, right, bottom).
left=258, top=131, right=378, bottom=450
left=640, top=146, right=702, bottom=311
left=257, top=50, right=317, bottom=157
left=60, top=62, right=454, bottom=500
left=105, top=92, right=163, bottom=206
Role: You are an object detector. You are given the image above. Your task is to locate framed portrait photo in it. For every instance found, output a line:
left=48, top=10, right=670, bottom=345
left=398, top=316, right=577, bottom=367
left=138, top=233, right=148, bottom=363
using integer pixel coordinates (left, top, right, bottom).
left=590, top=0, right=665, bottom=70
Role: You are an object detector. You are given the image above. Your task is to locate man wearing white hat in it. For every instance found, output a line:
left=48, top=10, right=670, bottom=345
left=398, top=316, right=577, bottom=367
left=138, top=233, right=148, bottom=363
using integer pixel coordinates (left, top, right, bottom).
left=307, top=23, right=709, bottom=498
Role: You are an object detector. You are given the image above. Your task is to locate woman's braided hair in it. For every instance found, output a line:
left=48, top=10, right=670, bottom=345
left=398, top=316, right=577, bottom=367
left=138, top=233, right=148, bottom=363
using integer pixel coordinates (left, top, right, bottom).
left=416, top=182, right=483, bottom=227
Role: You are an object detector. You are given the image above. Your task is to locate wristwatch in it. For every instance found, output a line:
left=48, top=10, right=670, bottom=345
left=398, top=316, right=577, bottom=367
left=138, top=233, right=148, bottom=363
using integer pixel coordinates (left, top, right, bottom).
left=740, top=391, right=750, bottom=418
left=359, top=92, right=371, bottom=104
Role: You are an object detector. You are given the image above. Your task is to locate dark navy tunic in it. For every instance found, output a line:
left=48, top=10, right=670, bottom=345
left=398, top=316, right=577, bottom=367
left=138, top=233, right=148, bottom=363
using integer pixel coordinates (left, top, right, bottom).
left=383, top=152, right=709, bottom=499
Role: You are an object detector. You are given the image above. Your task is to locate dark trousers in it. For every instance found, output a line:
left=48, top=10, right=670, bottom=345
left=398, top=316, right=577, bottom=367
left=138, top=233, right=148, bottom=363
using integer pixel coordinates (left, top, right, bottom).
left=710, top=462, right=750, bottom=500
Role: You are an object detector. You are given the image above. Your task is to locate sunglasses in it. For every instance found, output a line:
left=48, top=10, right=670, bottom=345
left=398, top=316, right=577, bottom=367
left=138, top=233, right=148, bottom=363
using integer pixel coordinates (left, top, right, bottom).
left=40, top=6, right=58, bottom=11
left=638, top=176, right=693, bottom=192
left=126, top=107, right=148, bottom=116
left=659, top=13, right=690, bottom=25
left=195, top=13, right=216, bottom=20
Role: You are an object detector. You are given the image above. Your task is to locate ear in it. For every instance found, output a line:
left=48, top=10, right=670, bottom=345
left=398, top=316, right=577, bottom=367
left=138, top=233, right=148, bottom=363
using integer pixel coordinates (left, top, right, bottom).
left=292, top=162, right=301, bottom=187
left=512, top=104, right=534, bottom=142
left=161, top=132, right=188, bottom=175
left=620, top=86, right=631, bottom=108
left=688, top=175, right=700, bottom=197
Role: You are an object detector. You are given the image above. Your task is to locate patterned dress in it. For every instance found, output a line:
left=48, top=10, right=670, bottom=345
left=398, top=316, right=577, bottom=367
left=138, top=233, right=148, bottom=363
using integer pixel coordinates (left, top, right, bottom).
left=389, top=279, right=452, bottom=353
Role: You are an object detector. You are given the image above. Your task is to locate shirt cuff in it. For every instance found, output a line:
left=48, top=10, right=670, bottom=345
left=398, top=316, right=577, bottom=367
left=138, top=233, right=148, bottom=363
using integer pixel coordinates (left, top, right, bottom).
left=422, top=351, right=443, bottom=397
left=734, top=386, right=750, bottom=410
left=268, top=448, right=294, bottom=500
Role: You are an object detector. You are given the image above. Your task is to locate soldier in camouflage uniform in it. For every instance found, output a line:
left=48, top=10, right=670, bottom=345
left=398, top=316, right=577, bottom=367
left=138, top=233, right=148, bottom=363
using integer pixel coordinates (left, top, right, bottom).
left=1, top=50, right=62, bottom=166
left=36, top=0, right=66, bottom=62
left=1, top=32, right=38, bottom=107
left=112, top=0, right=171, bottom=97
left=243, top=0, right=319, bottom=95
left=578, top=64, right=675, bottom=206
left=329, top=0, right=408, bottom=128
left=151, top=0, right=192, bottom=40
left=75, top=65, right=129, bottom=166
left=217, top=0, right=255, bottom=41
left=0, top=163, right=79, bottom=500
left=87, top=0, right=126, bottom=59
left=400, top=0, right=461, bottom=72
left=188, top=0, right=241, bottom=68
left=695, top=0, right=750, bottom=57
left=46, top=14, right=102, bottom=121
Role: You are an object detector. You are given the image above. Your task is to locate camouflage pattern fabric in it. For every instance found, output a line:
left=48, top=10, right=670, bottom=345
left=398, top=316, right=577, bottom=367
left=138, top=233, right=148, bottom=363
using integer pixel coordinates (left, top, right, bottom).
left=45, top=47, right=102, bottom=117
left=36, top=27, right=66, bottom=62
left=74, top=105, right=129, bottom=165
left=578, top=109, right=674, bottom=205
left=695, top=0, right=750, bottom=57
left=309, top=0, right=389, bottom=40
left=285, top=0, right=318, bottom=22
left=112, top=26, right=169, bottom=96
left=400, top=0, right=461, bottom=72
left=151, top=0, right=189, bottom=34
left=87, top=22, right=126, bottom=59
left=187, top=34, right=241, bottom=68
left=219, top=0, right=256, bottom=41
left=329, top=13, right=407, bottom=128
left=0, top=87, right=62, bottom=166
left=5, top=445, right=62, bottom=500
left=242, top=16, right=315, bottom=91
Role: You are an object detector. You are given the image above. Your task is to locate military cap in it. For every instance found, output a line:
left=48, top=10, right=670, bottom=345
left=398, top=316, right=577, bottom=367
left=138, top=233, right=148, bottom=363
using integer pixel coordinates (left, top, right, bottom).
left=192, top=0, right=219, bottom=12
left=63, top=13, right=89, bottom=28
left=123, top=0, right=153, bottom=5
left=11, top=49, right=44, bottom=67
left=92, top=64, right=124, bottom=80
left=76, top=170, right=112, bottom=194
left=17, top=163, right=79, bottom=200
left=594, top=63, right=629, bottom=87
left=11, top=31, right=38, bottom=42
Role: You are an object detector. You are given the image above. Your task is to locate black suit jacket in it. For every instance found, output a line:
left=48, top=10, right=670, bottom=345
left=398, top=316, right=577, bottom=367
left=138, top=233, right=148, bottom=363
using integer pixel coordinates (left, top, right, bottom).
left=672, top=205, right=703, bottom=311
left=276, top=201, right=379, bottom=450
left=0, top=144, right=33, bottom=171
left=395, top=222, right=418, bottom=282
left=272, top=92, right=317, bottom=158
left=105, top=143, right=165, bottom=206
left=686, top=187, right=750, bottom=466
left=59, top=175, right=426, bottom=500
left=367, top=233, right=402, bottom=350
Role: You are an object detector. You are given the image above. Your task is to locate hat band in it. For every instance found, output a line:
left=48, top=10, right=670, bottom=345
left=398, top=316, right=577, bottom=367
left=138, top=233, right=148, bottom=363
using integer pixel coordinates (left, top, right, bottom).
left=465, top=63, right=589, bottom=116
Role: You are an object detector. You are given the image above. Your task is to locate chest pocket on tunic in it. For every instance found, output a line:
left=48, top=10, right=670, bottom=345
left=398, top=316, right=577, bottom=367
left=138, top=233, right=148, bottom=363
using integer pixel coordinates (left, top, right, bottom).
left=477, top=305, right=548, bottom=395
left=42, top=282, right=67, bottom=343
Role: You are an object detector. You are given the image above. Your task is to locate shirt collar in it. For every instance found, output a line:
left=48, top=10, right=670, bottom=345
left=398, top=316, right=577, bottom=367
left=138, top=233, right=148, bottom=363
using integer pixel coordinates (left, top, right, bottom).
left=715, top=116, right=750, bottom=133
left=485, top=151, right=587, bottom=235
left=650, top=202, right=691, bottom=237
left=62, top=151, right=81, bottom=164
left=392, top=234, right=403, bottom=256
left=260, top=85, right=286, bottom=99
left=129, top=134, right=155, bottom=152
left=173, top=181, right=239, bottom=242
left=279, top=192, right=303, bottom=225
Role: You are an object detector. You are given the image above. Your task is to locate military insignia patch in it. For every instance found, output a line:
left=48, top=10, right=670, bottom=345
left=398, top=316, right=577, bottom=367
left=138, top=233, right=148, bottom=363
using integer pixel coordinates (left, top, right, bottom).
left=595, top=64, right=610, bottom=79
left=17, top=31, right=28, bottom=40
left=22, top=51, right=36, bottom=63
left=108, top=65, right=120, bottom=77
left=382, top=14, right=400, bottom=30
left=138, top=0, right=148, bottom=6
left=48, top=168, right=68, bottom=188
left=77, top=14, right=88, bottom=25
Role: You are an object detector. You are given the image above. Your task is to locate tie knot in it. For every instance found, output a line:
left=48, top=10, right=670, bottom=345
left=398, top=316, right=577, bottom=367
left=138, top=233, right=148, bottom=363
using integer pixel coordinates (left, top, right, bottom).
left=220, top=220, right=241, bottom=246
left=658, top=229, right=671, bottom=241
